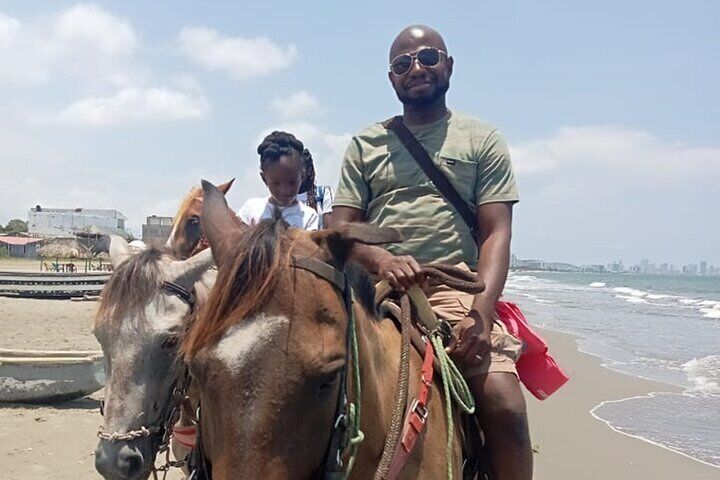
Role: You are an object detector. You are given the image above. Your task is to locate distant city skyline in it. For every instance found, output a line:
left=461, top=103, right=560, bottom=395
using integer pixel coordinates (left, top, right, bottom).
left=511, top=254, right=720, bottom=276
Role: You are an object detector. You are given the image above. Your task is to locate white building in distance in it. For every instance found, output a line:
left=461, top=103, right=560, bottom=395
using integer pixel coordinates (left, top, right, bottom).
left=27, top=206, right=128, bottom=237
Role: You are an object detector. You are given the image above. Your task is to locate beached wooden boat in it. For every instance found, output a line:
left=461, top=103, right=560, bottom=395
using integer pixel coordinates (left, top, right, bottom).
left=0, top=348, right=105, bottom=403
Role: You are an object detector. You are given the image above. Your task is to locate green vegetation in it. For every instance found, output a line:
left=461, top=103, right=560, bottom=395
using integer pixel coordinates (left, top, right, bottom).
left=0, top=219, right=28, bottom=234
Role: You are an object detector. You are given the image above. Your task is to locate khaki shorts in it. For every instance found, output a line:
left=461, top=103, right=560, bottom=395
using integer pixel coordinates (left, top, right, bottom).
left=424, top=267, right=522, bottom=378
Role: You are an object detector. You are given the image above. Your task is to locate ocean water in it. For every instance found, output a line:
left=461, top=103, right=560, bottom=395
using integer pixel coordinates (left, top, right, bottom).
left=504, top=271, right=720, bottom=468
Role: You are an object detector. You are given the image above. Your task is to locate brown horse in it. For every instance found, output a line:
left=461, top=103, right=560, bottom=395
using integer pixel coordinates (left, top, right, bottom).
left=181, top=181, right=463, bottom=479
left=94, top=180, right=236, bottom=480
left=167, top=179, right=235, bottom=259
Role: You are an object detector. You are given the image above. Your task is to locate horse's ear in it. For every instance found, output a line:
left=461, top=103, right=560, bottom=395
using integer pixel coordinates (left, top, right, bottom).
left=217, top=178, right=235, bottom=194
left=201, top=179, right=245, bottom=267
left=171, top=247, right=215, bottom=286
left=311, top=223, right=403, bottom=265
left=109, top=235, right=133, bottom=267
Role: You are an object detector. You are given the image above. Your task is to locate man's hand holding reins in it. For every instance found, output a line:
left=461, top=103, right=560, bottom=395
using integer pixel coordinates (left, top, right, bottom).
left=446, top=309, right=492, bottom=366
left=376, top=252, right=425, bottom=291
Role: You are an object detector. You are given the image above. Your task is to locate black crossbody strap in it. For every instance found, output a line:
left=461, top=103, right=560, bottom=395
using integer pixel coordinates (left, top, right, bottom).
left=385, top=115, right=478, bottom=237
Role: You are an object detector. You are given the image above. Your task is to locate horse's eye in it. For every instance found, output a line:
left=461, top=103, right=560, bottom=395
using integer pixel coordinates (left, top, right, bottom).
left=187, top=216, right=200, bottom=226
left=317, top=372, right=341, bottom=398
left=161, top=335, right=179, bottom=349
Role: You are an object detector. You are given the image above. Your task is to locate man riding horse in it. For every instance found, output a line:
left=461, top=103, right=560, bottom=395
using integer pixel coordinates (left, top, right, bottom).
left=331, top=25, right=532, bottom=480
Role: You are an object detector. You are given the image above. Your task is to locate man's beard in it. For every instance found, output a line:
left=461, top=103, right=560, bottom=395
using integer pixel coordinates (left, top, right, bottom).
left=396, top=77, right=450, bottom=107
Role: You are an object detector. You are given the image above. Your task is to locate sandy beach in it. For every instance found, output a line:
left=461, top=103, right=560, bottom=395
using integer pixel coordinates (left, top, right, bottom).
left=525, top=327, right=717, bottom=479
left=0, top=294, right=717, bottom=479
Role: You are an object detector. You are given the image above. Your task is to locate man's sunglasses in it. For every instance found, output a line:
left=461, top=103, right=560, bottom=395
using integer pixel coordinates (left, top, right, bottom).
left=389, top=47, right=447, bottom=76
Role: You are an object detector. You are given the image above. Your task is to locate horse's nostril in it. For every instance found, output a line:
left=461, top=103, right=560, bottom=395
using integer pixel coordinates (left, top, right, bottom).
left=117, top=446, right=145, bottom=478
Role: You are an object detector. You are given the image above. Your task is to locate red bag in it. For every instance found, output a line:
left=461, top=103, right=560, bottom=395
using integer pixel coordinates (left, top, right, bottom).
left=496, top=301, right=569, bottom=400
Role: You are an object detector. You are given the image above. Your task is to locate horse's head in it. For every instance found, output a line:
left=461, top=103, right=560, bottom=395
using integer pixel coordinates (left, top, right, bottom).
left=168, top=179, right=234, bottom=259
left=181, top=181, right=400, bottom=479
left=94, top=236, right=216, bottom=480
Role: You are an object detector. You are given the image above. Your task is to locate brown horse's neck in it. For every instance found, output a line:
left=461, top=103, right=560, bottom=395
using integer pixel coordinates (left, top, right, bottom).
left=350, top=299, right=460, bottom=479
left=350, top=304, right=406, bottom=477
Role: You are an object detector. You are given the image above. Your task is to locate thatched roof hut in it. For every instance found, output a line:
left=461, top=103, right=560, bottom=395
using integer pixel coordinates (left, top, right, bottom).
left=37, top=237, right=88, bottom=259
left=38, top=244, right=81, bottom=259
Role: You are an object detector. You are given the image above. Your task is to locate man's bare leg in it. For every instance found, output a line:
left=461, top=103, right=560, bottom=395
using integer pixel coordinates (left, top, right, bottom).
left=471, top=372, right=532, bottom=480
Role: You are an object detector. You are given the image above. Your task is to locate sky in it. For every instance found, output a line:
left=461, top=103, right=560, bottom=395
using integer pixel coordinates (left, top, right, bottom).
left=0, top=1, right=718, bottom=267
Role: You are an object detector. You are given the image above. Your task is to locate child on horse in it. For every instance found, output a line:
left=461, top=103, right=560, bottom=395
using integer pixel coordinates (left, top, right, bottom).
left=238, top=131, right=320, bottom=230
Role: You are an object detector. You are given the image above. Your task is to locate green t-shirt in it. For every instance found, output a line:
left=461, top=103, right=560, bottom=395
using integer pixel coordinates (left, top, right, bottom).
left=334, top=111, right=519, bottom=268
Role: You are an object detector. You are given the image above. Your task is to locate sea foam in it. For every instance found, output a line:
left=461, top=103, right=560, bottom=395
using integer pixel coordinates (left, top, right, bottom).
left=683, top=355, right=720, bottom=395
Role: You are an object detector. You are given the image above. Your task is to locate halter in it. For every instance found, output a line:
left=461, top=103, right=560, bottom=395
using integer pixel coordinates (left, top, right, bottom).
left=290, top=256, right=363, bottom=480
left=161, top=280, right=197, bottom=309
left=97, top=280, right=197, bottom=478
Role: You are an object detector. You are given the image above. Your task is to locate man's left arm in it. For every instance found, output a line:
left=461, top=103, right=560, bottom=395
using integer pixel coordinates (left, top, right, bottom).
left=471, top=200, right=513, bottom=328
left=448, top=201, right=513, bottom=364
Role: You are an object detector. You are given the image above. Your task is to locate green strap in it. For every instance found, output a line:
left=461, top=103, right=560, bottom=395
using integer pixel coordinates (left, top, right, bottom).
left=407, top=284, right=475, bottom=479
left=336, top=293, right=364, bottom=480
left=432, top=333, right=475, bottom=479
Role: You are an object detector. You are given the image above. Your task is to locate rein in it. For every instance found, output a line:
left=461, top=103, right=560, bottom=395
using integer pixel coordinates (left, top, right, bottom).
left=97, top=280, right=197, bottom=479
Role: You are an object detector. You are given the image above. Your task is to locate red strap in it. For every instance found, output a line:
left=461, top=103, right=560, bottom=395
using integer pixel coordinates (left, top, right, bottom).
left=385, top=339, right=435, bottom=480
left=172, top=424, right=197, bottom=449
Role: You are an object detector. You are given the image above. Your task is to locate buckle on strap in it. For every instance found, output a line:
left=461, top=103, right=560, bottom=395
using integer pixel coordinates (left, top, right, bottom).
left=409, top=397, right=429, bottom=423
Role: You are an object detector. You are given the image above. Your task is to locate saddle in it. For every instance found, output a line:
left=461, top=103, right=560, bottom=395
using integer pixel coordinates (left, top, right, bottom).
left=375, top=265, right=491, bottom=480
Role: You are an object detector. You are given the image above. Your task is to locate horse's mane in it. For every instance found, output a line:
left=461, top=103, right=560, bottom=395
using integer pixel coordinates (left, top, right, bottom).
left=172, top=186, right=202, bottom=229
left=182, top=218, right=379, bottom=359
left=345, top=262, right=377, bottom=317
left=95, top=245, right=170, bottom=329
left=182, top=216, right=292, bottom=358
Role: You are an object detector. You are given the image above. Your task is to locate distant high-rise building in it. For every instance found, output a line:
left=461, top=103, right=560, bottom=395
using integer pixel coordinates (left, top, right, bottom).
left=640, top=259, right=650, bottom=274
left=684, top=263, right=699, bottom=276
left=142, top=215, right=174, bottom=244
left=700, top=261, right=708, bottom=276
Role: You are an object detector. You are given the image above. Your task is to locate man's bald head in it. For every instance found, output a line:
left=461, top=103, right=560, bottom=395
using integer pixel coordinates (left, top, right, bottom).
left=389, top=25, right=448, bottom=61
left=387, top=25, right=453, bottom=110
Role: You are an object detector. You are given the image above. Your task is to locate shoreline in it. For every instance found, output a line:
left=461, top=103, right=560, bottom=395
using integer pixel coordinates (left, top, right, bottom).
left=526, top=326, right=718, bottom=479
left=589, top=392, right=720, bottom=470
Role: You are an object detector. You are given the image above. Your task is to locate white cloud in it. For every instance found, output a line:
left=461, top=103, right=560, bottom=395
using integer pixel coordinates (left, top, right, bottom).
left=509, top=125, right=720, bottom=265
left=177, top=26, right=298, bottom=80
left=512, top=126, right=720, bottom=188
left=53, top=4, right=137, bottom=57
left=48, top=87, right=209, bottom=126
left=0, top=13, right=20, bottom=48
left=271, top=91, right=322, bottom=119
left=0, top=4, right=140, bottom=84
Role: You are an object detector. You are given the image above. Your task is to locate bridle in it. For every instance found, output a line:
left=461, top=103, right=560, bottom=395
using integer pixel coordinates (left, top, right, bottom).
left=97, top=280, right=197, bottom=479
left=290, top=257, right=363, bottom=480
